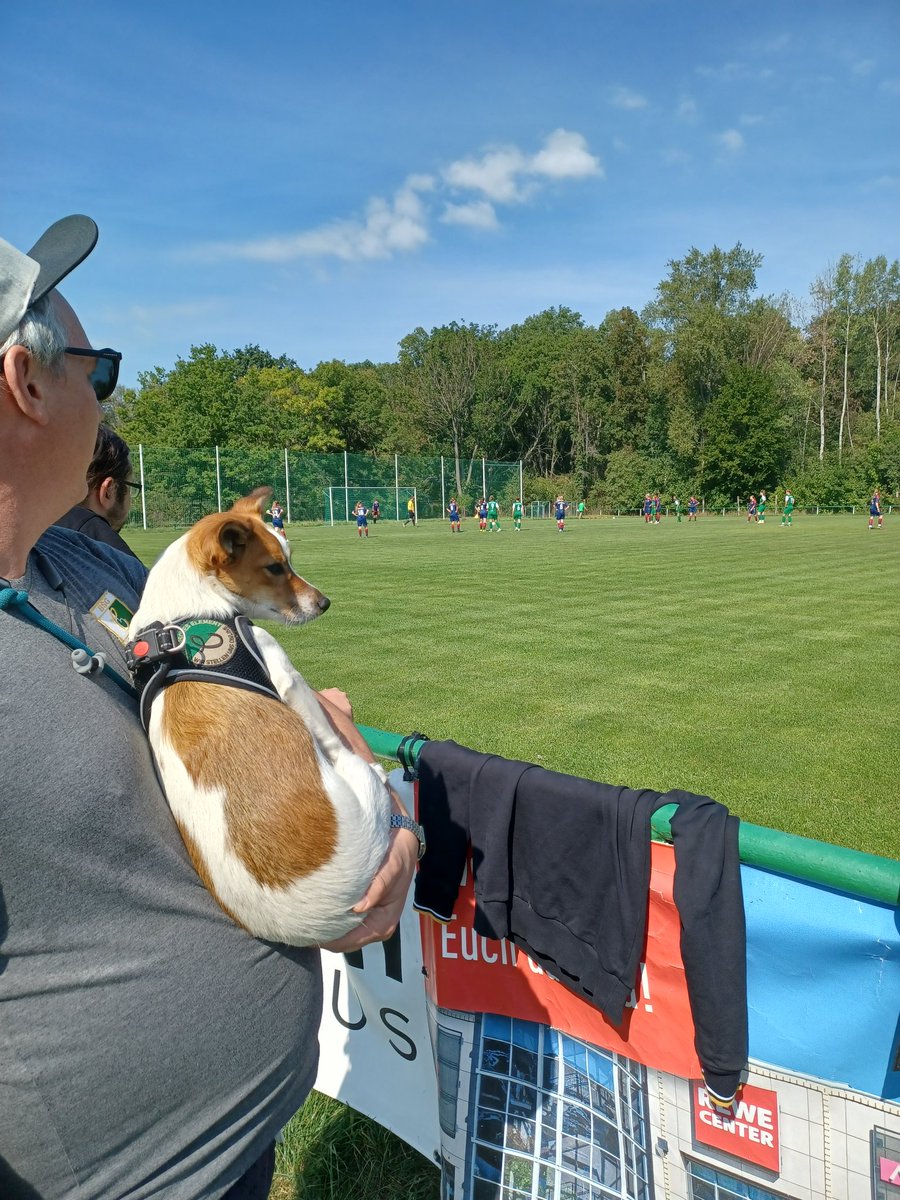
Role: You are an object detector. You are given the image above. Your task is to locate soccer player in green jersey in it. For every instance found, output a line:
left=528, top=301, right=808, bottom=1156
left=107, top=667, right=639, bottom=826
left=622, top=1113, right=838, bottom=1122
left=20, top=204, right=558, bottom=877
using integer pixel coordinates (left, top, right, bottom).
left=487, top=495, right=501, bottom=532
left=512, top=497, right=523, bottom=531
left=780, top=489, right=794, bottom=526
left=757, top=491, right=767, bottom=523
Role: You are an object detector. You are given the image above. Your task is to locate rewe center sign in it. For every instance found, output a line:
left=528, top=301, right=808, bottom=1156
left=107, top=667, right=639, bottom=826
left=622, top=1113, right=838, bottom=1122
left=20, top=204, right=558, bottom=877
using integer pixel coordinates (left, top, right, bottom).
left=692, top=1081, right=780, bottom=1172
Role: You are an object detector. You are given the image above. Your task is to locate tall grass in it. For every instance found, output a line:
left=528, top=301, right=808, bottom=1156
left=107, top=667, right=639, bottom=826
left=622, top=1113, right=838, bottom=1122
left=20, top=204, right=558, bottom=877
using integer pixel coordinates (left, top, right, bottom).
left=124, top=511, right=898, bottom=1197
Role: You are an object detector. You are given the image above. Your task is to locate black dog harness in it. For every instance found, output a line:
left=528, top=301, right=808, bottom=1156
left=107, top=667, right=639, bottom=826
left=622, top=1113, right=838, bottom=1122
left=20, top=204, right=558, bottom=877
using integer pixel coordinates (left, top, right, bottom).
left=125, top=615, right=281, bottom=731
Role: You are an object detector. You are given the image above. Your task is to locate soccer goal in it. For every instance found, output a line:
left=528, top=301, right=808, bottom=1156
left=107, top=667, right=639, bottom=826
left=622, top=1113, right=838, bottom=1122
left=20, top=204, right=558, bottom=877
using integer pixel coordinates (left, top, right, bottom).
left=323, top=485, right=417, bottom=525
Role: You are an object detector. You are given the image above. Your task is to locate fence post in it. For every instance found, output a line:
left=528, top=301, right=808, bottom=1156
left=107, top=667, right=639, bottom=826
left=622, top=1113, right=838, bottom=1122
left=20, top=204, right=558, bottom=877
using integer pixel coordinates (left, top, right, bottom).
left=519, top=460, right=523, bottom=509
left=441, top=455, right=445, bottom=519
left=215, top=445, right=222, bottom=513
left=138, top=444, right=147, bottom=531
left=394, top=454, right=400, bottom=521
left=343, top=450, right=349, bottom=522
left=482, top=457, right=486, bottom=501
left=284, top=448, right=291, bottom=524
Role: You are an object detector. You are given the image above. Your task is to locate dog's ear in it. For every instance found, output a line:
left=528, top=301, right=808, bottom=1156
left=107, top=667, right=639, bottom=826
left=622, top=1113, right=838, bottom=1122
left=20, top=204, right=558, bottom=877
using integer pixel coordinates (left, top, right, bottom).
left=217, top=518, right=253, bottom=564
left=193, top=517, right=254, bottom=569
left=231, top=487, right=272, bottom=518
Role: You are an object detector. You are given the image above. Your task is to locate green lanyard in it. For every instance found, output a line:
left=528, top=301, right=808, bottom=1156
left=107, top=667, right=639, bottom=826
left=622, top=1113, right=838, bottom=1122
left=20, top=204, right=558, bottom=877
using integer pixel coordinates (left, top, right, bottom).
left=0, top=584, right=137, bottom=698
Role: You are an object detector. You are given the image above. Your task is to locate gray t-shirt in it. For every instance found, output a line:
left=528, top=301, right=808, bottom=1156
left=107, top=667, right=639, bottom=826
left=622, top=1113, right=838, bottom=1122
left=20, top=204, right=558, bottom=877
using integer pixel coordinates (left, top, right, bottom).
left=0, top=527, right=321, bottom=1199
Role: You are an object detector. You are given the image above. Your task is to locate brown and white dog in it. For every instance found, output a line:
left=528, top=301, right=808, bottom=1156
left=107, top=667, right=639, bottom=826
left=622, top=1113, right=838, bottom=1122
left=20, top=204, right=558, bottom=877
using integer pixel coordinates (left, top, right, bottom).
left=127, top=487, right=392, bottom=946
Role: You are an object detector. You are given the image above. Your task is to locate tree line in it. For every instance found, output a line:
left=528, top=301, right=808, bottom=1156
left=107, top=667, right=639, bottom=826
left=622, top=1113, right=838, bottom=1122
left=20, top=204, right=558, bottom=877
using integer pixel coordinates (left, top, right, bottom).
left=110, top=244, right=900, bottom=510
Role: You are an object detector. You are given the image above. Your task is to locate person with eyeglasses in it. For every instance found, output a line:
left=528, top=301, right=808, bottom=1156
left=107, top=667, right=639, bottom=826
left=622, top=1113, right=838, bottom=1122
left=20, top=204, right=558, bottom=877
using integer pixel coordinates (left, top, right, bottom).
left=54, top=424, right=142, bottom=558
left=0, top=217, right=419, bottom=1199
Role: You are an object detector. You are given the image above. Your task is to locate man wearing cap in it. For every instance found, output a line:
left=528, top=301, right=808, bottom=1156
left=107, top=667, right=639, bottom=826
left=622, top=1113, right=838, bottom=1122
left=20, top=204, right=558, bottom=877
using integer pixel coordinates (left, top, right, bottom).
left=0, top=218, right=419, bottom=1197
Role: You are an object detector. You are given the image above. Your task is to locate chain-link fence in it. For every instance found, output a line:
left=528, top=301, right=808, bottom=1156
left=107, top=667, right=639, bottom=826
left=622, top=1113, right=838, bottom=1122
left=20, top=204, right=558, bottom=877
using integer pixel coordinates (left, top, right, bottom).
left=122, top=448, right=524, bottom=528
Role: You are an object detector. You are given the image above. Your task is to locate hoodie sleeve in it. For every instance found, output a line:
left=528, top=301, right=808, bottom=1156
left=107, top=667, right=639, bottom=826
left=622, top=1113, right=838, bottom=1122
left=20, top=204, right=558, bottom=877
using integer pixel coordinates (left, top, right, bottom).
left=413, top=740, right=480, bottom=922
left=668, top=789, right=748, bottom=1103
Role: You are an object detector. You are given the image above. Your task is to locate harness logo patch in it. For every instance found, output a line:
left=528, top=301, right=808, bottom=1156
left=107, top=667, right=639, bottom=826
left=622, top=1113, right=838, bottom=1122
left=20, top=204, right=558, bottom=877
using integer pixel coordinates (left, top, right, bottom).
left=180, top=620, right=237, bottom=668
left=90, top=591, right=135, bottom=644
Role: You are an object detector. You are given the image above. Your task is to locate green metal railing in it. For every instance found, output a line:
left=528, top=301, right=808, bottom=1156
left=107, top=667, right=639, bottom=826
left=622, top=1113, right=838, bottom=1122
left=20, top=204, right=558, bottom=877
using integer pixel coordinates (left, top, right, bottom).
left=359, top=726, right=900, bottom=908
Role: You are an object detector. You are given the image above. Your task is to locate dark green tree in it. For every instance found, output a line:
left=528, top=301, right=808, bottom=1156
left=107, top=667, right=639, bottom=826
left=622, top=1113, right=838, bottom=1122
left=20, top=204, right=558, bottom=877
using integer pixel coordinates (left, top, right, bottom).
left=701, top=365, right=790, bottom=504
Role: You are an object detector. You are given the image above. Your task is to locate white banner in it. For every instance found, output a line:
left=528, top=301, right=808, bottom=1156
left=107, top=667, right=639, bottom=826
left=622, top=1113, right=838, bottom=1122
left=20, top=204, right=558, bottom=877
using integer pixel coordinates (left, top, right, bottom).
left=316, top=775, right=440, bottom=1162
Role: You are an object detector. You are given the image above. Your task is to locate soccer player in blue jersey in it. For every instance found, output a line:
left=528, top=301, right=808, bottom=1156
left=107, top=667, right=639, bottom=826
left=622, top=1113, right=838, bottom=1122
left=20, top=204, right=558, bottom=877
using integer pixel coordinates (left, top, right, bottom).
left=688, top=496, right=699, bottom=521
left=267, top=499, right=285, bottom=534
left=555, top=495, right=568, bottom=531
left=447, top=497, right=461, bottom=532
left=869, top=489, right=884, bottom=529
left=354, top=501, right=369, bottom=537
left=477, top=497, right=488, bottom=531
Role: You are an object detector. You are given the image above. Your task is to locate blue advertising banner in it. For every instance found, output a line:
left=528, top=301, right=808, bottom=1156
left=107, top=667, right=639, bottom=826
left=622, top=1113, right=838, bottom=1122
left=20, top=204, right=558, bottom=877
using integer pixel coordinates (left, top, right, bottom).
left=744, top=864, right=899, bottom=1099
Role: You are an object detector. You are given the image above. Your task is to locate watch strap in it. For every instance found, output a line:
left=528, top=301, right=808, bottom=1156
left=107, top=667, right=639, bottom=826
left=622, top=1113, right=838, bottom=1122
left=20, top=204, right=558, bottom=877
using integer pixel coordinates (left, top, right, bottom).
left=390, top=812, right=426, bottom=860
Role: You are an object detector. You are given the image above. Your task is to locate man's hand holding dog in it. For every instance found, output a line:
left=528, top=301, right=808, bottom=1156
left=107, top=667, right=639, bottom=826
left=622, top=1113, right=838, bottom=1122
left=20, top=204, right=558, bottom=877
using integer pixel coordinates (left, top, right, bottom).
left=315, top=690, right=419, bottom=953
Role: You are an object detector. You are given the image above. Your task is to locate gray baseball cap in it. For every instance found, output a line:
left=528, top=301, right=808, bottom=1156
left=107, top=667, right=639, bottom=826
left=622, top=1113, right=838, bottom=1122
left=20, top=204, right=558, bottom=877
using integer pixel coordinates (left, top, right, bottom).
left=0, top=215, right=98, bottom=345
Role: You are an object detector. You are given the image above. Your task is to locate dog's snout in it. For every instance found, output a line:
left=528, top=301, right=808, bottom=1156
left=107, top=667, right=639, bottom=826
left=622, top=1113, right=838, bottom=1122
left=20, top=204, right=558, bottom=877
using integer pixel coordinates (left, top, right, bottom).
left=317, top=594, right=331, bottom=613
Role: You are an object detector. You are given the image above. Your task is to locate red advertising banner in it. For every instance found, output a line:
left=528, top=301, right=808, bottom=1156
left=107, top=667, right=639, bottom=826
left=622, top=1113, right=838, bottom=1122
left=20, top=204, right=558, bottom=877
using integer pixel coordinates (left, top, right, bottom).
left=691, top=1081, right=780, bottom=1172
left=419, top=841, right=704, bottom=1080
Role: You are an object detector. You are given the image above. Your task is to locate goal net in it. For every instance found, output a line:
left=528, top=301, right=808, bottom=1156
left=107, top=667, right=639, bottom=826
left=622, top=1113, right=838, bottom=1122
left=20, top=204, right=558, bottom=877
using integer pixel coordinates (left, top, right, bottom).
left=323, top=485, right=418, bottom=524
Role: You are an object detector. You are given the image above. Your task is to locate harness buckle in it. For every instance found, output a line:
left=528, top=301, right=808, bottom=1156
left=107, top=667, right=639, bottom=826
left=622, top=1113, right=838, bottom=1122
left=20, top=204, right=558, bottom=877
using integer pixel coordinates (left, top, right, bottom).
left=125, top=622, right=187, bottom=672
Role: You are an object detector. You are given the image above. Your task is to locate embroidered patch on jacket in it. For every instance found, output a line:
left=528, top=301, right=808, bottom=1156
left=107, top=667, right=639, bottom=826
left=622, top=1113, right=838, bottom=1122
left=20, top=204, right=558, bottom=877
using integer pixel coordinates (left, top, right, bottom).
left=90, top=591, right=135, bottom=643
left=180, top=620, right=238, bottom=668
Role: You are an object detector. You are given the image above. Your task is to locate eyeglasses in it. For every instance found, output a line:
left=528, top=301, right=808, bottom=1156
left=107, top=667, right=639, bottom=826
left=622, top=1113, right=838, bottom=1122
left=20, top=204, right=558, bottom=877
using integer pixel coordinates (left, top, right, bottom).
left=122, top=479, right=143, bottom=494
left=65, top=347, right=122, bottom=402
left=0, top=345, right=123, bottom=403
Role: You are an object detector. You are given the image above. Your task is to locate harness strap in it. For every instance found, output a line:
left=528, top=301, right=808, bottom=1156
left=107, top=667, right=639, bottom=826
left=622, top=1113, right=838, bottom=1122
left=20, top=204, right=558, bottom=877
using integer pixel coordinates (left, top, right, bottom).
left=126, top=614, right=282, bottom=731
left=0, top=586, right=137, bottom=698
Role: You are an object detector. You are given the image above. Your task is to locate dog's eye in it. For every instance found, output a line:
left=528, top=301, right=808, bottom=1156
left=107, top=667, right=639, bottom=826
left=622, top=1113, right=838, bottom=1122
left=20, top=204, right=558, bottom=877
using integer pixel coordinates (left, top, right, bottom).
left=265, top=563, right=286, bottom=576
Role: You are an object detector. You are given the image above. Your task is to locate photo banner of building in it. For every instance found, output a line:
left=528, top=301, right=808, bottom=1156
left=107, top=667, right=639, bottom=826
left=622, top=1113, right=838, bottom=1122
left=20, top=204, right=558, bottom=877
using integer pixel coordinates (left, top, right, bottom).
left=315, top=774, right=900, bottom=1200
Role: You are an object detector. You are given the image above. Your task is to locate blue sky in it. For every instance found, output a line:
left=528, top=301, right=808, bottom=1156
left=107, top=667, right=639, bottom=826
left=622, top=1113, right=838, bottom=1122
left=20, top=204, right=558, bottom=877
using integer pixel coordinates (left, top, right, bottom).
left=4, top=0, right=898, bottom=387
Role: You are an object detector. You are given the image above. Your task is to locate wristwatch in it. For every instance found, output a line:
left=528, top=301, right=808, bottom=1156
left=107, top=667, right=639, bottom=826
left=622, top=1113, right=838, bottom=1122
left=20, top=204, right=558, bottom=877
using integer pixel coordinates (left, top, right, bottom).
left=390, top=812, right=427, bottom=860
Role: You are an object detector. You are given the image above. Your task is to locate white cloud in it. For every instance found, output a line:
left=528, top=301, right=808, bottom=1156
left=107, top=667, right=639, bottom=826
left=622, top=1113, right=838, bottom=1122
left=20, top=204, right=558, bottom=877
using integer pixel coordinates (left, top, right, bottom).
left=610, top=86, right=648, bottom=110
left=440, top=201, right=500, bottom=231
left=662, top=147, right=691, bottom=167
left=126, top=300, right=220, bottom=322
left=739, top=113, right=764, bottom=126
left=189, top=131, right=600, bottom=266
left=443, top=146, right=529, bottom=202
left=530, top=129, right=603, bottom=180
left=676, top=98, right=698, bottom=121
left=195, top=177, right=430, bottom=264
left=852, top=58, right=875, bottom=77
left=443, top=129, right=601, bottom=204
left=716, top=129, right=745, bottom=153
left=697, top=62, right=742, bottom=82
left=755, top=33, right=790, bottom=53
left=698, top=61, right=772, bottom=84
left=879, top=78, right=900, bottom=94
left=406, top=173, right=437, bottom=193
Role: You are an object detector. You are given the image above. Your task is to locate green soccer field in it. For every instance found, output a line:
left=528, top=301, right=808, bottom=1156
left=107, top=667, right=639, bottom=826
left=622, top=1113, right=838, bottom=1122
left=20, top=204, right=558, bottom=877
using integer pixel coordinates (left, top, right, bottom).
left=123, top=512, right=898, bottom=859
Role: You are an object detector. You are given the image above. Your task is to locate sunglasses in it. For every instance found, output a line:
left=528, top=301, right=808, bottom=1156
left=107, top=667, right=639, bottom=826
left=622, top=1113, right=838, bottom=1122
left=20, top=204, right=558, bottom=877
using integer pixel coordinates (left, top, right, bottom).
left=65, top=347, right=122, bottom=402
left=122, top=479, right=143, bottom=494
